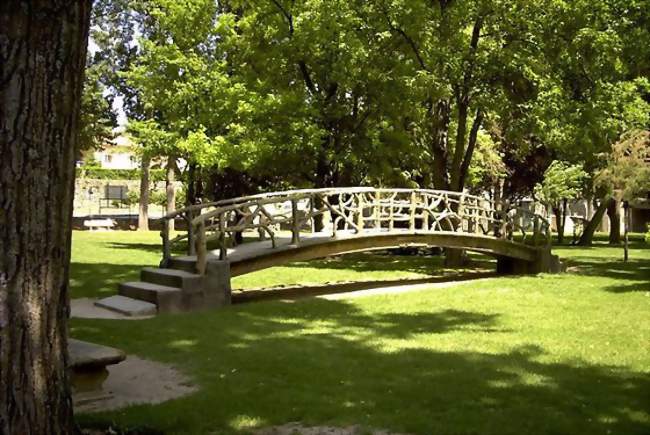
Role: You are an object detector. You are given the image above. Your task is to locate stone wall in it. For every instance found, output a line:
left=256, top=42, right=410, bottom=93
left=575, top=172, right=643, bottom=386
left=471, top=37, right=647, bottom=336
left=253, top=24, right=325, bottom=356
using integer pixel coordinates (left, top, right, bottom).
left=73, top=178, right=182, bottom=217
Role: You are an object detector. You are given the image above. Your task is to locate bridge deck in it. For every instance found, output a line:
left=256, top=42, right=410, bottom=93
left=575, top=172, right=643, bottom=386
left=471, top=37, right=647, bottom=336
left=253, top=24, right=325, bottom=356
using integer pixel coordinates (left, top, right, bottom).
left=172, top=229, right=538, bottom=277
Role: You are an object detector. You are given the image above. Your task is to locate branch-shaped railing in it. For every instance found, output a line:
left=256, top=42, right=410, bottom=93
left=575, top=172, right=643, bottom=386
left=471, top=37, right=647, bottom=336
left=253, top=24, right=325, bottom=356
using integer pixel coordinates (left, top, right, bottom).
left=160, top=188, right=551, bottom=274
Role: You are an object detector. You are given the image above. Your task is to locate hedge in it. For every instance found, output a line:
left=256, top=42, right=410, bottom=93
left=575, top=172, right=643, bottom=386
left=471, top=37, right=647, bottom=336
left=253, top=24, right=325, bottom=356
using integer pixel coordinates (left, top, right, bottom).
left=76, top=167, right=166, bottom=181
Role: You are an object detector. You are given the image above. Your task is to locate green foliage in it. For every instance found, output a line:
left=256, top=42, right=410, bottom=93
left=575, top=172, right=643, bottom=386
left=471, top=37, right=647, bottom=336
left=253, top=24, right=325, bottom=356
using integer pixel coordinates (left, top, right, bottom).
left=78, top=55, right=117, bottom=153
left=94, top=0, right=650, bottom=197
left=595, top=130, right=650, bottom=201
left=76, top=167, right=165, bottom=181
left=534, top=161, right=588, bottom=208
left=466, top=132, right=507, bottom=192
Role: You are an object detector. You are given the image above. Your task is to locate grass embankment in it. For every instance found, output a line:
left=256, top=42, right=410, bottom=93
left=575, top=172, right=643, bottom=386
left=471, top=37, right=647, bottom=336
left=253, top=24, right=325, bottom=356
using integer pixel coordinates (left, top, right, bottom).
left=70, top=232, right=650, bottom=434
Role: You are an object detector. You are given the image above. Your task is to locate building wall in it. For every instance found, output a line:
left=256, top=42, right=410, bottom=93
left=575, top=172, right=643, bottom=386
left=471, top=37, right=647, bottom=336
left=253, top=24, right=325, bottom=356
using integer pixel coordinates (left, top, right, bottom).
left=93, top=150, right=139, bottom=170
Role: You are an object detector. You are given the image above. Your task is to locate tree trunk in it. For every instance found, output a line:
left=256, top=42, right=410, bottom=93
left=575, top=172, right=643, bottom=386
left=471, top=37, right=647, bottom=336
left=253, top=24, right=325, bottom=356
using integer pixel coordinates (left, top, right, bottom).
left=554, top=200, right=567, bottom=244
left=607, top=198, right=621, bottom=245
left=138, top=155, right=150, bottom=231
left=166, top=155, right=177, bottom=232
left=187, top=163, right=197, bottom=207
left=429, top=100, right=451, bottom=190
left=313, top=142, right=332, bottom=232
left=0, top=1, right=91, bottom=433
left=623, top=201, right=630, bottom=263
left=578, top=197, right=610, bottom=246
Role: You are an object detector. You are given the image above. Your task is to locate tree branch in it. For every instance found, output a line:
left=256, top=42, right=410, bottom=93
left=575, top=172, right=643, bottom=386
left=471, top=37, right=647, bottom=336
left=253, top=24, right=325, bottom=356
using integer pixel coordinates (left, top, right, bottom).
left=380, top=7, right=429, bottom=71
left=270, top=0, right=294, bottom=34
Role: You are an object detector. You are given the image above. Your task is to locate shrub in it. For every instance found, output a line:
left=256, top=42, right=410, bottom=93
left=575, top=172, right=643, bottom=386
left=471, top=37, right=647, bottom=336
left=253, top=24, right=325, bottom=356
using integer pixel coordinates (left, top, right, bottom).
left=76, top=167, right=166, bottom=181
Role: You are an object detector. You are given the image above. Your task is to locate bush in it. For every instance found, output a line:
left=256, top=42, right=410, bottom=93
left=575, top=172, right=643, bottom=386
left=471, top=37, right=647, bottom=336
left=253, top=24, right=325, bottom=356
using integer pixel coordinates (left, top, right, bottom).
left=645, top=225, right=650, bottom=244
left=125, top=188, right=186, bottom=209
left=76, top=167, right=166, bottom=181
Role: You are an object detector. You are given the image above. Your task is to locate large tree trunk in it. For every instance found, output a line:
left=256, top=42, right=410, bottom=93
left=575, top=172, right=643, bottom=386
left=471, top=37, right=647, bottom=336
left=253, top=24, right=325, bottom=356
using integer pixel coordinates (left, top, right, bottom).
left=166, top=155, right=177, bottom=232
left=578, top=197, right=610, bottom=246
left=0, top=1, right=91, bottom=433
left=138, top=155, right=150, bottom=231
left=607, top=198, right=621, bottom=245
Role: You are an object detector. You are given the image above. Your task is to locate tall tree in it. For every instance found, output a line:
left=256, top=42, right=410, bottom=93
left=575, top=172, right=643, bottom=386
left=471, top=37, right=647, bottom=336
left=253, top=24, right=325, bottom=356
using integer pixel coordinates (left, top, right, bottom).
left=534, top=161, right=587, bottom=244
left=0, top=1, right=91, bottom=433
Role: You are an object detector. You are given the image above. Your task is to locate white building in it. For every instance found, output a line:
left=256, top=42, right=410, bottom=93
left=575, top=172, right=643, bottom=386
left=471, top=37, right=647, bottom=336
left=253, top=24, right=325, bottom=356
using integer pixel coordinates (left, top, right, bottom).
left=92, top=135, right=139, bottom=170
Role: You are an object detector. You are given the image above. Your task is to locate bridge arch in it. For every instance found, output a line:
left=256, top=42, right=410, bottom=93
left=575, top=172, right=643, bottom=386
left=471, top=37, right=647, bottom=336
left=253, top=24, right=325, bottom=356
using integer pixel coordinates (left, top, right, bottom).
left=161, top=187, right=557, bottom=276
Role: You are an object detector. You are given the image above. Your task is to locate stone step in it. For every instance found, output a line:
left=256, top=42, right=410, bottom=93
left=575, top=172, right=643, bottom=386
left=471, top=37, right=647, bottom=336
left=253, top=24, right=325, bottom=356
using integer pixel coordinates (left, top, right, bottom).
left=95, top=295, right=157, bottom=317
left=141, top=267, right=203, bottom=293
left=167, top=256, right=198, bottom=274
left=68, top=339, right=126, bottom=394
left=119, top=281, right=184, bottom=313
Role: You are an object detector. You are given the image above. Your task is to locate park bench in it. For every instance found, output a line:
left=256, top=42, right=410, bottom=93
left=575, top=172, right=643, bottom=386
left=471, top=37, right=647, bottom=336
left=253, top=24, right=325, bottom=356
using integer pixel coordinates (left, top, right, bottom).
left=68, top=339, right=126, bottom=395
left=83, top=218, right=116, bottom=231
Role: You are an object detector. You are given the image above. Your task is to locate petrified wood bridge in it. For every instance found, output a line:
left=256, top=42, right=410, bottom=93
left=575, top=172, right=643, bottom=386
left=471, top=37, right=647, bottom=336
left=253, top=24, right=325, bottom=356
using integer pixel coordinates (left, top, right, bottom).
left=97, top=188, right=560, bottom=315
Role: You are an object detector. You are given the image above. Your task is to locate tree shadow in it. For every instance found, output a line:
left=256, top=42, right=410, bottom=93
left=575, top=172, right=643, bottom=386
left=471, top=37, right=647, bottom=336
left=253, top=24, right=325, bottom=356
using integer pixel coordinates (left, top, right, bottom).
left=72, top=297, right=650, bottom=435
left=284, top=252, right=495, bottom=275
left=69, top=263, right=149, bottom=299
left=562, top=257, right=650, bottom=292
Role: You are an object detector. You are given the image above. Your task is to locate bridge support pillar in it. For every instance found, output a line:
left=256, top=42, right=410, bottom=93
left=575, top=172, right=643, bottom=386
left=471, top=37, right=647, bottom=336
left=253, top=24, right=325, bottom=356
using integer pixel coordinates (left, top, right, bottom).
left=200, top=260, right=232, bottom=308
left=497, top=248, right=562, bottom=275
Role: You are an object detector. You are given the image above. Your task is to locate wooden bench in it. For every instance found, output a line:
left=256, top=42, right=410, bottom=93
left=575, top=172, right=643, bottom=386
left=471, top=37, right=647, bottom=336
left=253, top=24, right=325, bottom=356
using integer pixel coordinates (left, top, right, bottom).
left=68, top=339, right=126, bottom=394
left=83, top=218, right=116, bottom=231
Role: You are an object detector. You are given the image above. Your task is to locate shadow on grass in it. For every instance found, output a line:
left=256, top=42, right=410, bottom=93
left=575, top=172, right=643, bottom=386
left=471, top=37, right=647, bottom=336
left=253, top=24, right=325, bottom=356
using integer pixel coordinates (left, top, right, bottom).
left=280, top=253, right=495, bottom=275
left=554, top=241, right=650, bottom=293
left=563, top=259, right=649, bottom=292
left=69, top=263, right=150, bottom=299
left=72, top=298, right=650, bottom=435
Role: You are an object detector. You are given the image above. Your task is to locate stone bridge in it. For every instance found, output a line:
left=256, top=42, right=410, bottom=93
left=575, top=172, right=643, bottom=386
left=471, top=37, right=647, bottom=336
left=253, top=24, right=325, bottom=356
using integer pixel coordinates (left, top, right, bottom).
left=97, top=188, right=560, bottom=315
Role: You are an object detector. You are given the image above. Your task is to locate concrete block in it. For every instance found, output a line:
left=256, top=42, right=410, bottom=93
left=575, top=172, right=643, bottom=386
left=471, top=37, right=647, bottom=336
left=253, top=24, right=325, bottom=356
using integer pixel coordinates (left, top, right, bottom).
left=95, top=295, right=157, bottom=316
left=203, top=260, right=232, bottom=306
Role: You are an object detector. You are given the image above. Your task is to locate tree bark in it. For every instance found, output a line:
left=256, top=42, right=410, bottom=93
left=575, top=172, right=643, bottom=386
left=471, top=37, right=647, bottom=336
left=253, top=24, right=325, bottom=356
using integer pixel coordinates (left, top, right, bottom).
left=138, top=155, right=150, bottom=231
left=578, top=197, right=610, bottom=246
left=0, top=1, right=91, bottom=433
left=429, top=100, right=451, bottom=190
left=553, top=199, right=568, bottom=244
left=166, top=155, right=177, bottom=232
left=607, top=198, right=621, bottom=245
left=623, top=201, right=630, bottom=263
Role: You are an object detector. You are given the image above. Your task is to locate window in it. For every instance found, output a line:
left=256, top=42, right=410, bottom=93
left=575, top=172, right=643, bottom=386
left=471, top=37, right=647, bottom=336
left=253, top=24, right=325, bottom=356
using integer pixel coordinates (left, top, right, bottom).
left=104, top=154, right=112, bottom=163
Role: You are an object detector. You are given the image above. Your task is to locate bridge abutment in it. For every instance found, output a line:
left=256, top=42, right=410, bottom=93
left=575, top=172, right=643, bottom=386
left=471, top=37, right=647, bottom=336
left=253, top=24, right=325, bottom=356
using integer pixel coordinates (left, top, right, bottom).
left=200, top=260, right=232, bottom=307
left=497, top=247, right=562, bottom=275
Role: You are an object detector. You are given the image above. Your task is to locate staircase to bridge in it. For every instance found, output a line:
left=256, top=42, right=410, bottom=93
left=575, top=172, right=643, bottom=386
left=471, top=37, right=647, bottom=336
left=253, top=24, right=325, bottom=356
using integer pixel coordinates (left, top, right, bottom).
left=95, top=187, right=560, bottom=316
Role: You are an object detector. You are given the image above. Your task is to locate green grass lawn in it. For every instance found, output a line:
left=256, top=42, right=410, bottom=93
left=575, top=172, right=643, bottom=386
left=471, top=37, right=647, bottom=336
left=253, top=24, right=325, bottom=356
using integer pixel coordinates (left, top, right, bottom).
left=70, top=234, right=650, bottom=435
left=70, top=231, right=490, bottom=299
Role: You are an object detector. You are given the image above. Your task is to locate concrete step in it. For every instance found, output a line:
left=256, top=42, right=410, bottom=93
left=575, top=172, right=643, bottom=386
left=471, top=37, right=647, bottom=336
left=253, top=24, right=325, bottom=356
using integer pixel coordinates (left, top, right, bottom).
left=141, top=267, right=203, bottom=293
left=94, top=295, right=157, bottom=317
left=68, top=339, right=126, bottom=394
left=118, top=281, right=184, bottom=313
left=167, top=256, right=198, bottom=274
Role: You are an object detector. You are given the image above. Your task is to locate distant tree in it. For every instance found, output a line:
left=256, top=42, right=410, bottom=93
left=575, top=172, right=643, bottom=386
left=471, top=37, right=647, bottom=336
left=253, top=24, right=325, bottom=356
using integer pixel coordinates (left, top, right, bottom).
left=596, top=130, right=650, bottom=260
left=77, top=57, right=117, bottom=154
left=534, top=161, right=588, bottom=244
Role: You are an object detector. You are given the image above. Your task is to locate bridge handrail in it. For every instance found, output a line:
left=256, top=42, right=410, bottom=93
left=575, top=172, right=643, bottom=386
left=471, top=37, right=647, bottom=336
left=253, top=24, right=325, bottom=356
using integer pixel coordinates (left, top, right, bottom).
left=159, top=187, right=551, bottom=273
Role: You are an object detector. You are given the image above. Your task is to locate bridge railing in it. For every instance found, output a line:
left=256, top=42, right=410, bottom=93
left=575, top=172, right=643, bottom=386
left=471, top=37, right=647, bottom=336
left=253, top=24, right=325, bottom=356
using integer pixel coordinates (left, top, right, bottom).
left=160, top=188, right=551, bottom=273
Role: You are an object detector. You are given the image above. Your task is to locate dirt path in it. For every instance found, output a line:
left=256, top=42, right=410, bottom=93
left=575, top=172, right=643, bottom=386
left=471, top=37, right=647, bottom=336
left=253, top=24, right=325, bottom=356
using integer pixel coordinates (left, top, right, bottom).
left=75, top=355, right=196, bottom=413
